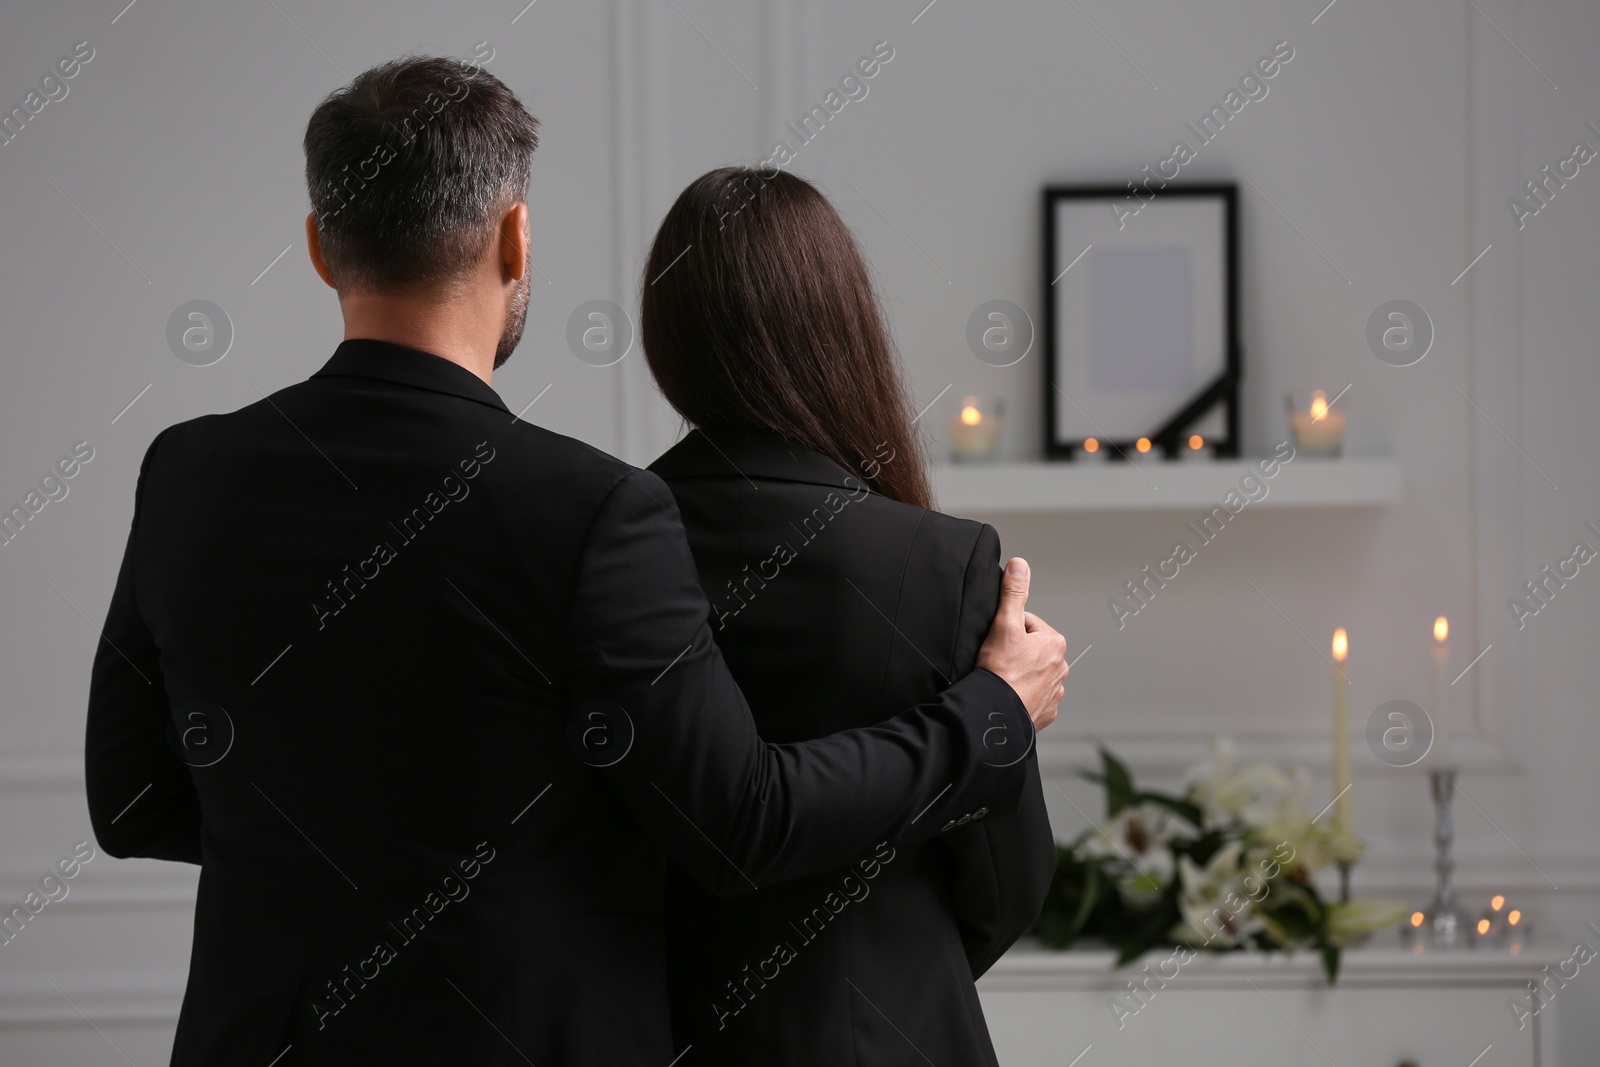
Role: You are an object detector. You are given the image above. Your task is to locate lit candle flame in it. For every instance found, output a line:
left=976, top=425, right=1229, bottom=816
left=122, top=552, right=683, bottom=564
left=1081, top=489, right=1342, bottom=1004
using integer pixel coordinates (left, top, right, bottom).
left=1188, top=434, right=1204, bottom=450
left=1083, top=437, right=1099, bottom=453
left=1310, top=390, right=1329, bottom=421
left=960, top=405, right=982, bottom=427
left=1478, top=918, right=1492, bottom=935
left=1135, top=437, right=1152, bottom=454
left=1410, top=911, right=1425, bottom=928
left=1332, top=628, right=1348, bottom=664
left=1491, top=895, right=1505, bottom=911
left=1434, top=616, right=1449, bottom=643
left=1508, top=909, right=1521, bottom=926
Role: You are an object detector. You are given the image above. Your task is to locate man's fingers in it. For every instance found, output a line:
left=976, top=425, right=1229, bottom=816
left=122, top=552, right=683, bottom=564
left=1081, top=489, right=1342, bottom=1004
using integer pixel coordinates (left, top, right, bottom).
left=996, top=558, right=1030, bottom=627
left=1022, top=613, right=1069, bottom=664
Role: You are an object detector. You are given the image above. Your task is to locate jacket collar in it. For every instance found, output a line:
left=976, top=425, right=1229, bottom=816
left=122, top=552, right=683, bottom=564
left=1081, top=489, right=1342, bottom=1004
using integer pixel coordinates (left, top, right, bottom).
left=649, top=427, right=876, bottom=495
left=311, top=338, right=510, bottom=414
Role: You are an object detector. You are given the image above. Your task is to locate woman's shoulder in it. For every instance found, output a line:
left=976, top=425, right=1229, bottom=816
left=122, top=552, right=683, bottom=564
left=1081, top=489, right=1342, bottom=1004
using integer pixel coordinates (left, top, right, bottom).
left=845, top=495, right=1002, bottom=639
left=858, top=491, right=996, bottom=564
left=847, top=493, right=1001, bottom=680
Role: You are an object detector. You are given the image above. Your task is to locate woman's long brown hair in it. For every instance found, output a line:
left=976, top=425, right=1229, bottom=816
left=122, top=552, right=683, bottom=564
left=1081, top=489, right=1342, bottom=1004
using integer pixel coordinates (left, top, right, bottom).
left=640, top=166, right=934, bottom=510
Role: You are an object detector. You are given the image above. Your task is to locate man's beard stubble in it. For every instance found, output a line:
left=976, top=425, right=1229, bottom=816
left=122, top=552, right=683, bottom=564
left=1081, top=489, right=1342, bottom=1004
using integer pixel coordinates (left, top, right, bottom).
left=492, top=255, right=531, bottom=370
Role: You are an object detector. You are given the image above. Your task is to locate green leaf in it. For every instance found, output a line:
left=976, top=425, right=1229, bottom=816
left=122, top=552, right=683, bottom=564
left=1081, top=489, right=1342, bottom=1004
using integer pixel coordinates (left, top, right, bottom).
left=1098, top=746, right=1137, bottom=817
left=1053, top=862, right=1099, bottom=945
left=1320, top=944, right=1342, bottom=984
left=1034, top=848, right=1106, bottom=950
left=1132, top=791, right=1204, bottom=828
left=1262, top=903, right=1315, bottom=940
left=1114, top=937, right=1152, bottom=968
left=1178, top=831, right=1230, bottom=866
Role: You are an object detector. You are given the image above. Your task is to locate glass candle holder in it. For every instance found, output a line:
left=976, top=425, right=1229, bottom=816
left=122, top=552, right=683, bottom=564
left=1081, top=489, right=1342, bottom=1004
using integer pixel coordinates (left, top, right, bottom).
left=1180, top=434, right=1214, bottom=462
left=1075, top=437, right=1108, bottom=462
left=1504, top=906, right=1532, bottom=948
left=1286, top=390, right=1347, bottom=456
left=949, top=396, right=1003, bottom=462
left=1127, top=436, right=1160, bottom=463
left=1484, top=893, right=1509, bottom=939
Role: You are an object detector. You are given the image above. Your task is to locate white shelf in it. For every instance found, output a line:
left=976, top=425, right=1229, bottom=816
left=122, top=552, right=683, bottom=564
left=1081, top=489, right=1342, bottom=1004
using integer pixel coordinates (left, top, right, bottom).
left=981, top=941, right=1559, bottom=991
left=933, top=457, right=1402, bottom=514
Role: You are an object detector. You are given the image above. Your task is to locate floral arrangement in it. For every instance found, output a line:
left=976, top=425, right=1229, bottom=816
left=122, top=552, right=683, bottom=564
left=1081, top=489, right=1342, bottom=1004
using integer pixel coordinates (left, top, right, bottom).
left=1034, top=741, right=1408, bottom=982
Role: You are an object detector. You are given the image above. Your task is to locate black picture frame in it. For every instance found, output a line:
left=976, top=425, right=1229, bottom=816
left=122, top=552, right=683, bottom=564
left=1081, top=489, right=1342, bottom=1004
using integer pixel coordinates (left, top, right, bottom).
left=1042, top=183, right=1240, bottom=460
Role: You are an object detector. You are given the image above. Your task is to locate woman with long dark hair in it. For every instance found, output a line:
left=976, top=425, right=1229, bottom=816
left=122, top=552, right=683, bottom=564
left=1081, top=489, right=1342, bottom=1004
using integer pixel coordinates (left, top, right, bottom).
left=642, top=166, right=1056, bottom=1066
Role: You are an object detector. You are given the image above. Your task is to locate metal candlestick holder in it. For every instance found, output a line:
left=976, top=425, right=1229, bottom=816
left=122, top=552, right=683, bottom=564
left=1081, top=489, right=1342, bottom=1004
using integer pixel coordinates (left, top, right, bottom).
left=1417, top=765, right=1471, bottom=946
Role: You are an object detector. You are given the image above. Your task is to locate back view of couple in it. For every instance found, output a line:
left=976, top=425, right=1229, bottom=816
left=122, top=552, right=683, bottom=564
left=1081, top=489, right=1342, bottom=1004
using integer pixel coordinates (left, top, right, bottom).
left=85, top=57, right=1066, bottom=1066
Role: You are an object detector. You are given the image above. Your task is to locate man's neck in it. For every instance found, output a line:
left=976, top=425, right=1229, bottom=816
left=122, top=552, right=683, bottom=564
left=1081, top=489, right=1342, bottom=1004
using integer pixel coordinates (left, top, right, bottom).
left=337, top=292, right=498, bottom=385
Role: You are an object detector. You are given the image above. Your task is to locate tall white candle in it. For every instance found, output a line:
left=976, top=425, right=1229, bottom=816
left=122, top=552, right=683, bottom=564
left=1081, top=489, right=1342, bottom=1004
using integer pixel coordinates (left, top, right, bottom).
left=1332, top=628, right=1351, bottom=836
left=1432, top=616, right=1450, bottom=763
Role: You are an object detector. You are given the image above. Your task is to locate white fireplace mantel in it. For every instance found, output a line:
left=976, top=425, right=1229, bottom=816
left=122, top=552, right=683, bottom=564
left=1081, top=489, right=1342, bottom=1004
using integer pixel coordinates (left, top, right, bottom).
left=978, top=942, right=1562, bottom=1067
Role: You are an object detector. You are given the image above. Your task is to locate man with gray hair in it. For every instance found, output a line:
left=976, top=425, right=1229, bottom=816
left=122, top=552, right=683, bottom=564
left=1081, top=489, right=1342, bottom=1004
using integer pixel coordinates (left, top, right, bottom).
left=85, top=56, right=1066, bottom=1065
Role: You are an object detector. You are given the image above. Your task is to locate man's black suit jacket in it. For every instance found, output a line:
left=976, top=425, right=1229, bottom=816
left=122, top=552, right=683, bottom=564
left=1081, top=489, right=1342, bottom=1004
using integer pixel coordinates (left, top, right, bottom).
left=653, top=428, right=1056, bottom=1066
left=83, top=340, right=1034, bottom=1066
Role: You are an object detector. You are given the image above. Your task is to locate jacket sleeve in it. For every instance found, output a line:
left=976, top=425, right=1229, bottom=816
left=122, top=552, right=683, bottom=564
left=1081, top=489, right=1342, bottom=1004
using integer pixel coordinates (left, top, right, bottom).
left=561, top=468, right=1033, bottom=896
left=939, top=523, right=1058, bottom=978
left=84, top=430, right=203, bottom=864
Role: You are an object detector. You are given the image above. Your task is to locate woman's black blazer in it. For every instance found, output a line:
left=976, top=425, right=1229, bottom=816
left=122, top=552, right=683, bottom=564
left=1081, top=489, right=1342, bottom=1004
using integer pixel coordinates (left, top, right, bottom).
left=650, top=427, right=1056, bottom=1067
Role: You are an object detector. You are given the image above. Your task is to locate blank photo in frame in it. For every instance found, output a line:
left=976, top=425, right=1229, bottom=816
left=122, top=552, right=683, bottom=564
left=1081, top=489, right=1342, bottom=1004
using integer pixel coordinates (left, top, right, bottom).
left=1043, top=184, right=1239, bottom=458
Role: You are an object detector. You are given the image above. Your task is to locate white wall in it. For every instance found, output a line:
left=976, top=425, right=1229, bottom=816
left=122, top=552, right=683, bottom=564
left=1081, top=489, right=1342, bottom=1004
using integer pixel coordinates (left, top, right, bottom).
left=0, top=0, right=1595, bottom=1063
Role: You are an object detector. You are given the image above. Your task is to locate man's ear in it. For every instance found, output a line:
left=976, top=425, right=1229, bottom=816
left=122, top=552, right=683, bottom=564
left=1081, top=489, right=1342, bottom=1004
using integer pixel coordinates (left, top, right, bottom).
left=305, top=213, right=338, bottom=290
left=498, top=202, right=528, bottom=283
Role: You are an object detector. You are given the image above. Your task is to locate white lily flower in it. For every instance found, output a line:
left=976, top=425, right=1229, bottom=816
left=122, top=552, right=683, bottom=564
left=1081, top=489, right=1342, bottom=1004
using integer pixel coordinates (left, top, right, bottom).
left=1172, top=841, right=1267, bottom=948
left=1082, top=802, right=1195, bottom=903
left=1249, top=767, right=1366, bottom=874
left=1248, top=766, right=1327, bottom=869
left=1185, top=738, right=1289, bottom=831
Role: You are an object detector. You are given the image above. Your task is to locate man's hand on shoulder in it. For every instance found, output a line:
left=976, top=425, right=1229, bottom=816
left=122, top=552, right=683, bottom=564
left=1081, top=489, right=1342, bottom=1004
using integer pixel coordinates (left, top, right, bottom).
left=976, top=558, right=1067, bottom=732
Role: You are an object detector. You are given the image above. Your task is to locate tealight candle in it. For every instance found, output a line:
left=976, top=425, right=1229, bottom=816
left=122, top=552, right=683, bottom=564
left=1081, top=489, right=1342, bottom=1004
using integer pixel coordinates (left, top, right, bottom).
left=1505, top=907, right=1531, bottom=948
left=1287, top=390, right=1347, bottom=456
left=1127, top=437, right=1160, bottom=463
left=1401, top=909, right=1426, bottom=947
left=1076, top=437, right=1108, bottom=462
left=949, top=396, right=1003, bottom=462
